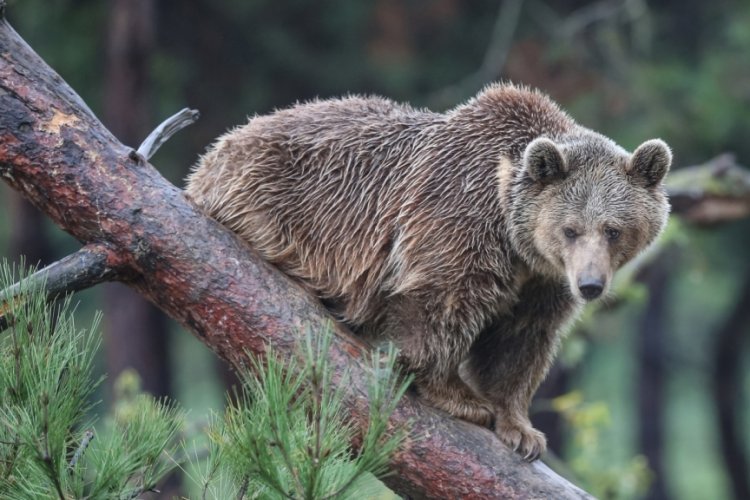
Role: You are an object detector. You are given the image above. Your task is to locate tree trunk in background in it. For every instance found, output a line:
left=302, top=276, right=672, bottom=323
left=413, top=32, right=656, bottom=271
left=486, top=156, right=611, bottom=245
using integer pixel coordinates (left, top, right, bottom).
left=636, top=256, right=672, bottom=500
left=103, top=0, right=171, bottom=399
left=6, top=191, right=54, bottom=267
left=103, top=1, right=178, bottom=496
left=532, top=363, right=568, bottom=455
left=712, top=275, right=750, bottom=500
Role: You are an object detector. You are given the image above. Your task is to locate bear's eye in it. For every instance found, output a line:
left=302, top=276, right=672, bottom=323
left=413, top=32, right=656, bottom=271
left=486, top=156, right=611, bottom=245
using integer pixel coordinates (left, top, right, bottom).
left=563, top=227, right=578, bottom=240
left=605, top=227, right=621, bottom=241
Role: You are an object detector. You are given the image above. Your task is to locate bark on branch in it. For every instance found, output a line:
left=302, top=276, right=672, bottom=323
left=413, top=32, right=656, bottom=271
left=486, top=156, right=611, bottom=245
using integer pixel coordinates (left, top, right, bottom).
left=0, top=245, right=120, bottom=331
left=0, top=9, right=591, bottom=499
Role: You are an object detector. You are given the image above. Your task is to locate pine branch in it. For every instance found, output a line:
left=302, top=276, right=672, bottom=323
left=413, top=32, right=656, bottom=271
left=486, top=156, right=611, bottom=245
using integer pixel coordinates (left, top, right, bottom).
left=0, top=260, right=180, bottom=499
left=40, top=393, right=66, bottom=500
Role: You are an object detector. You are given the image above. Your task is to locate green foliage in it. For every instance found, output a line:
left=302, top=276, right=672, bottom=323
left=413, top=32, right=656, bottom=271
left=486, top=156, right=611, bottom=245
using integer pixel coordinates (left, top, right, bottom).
left=0, top=263, right=182, bottom=499
left=186, top=328, right=411, bottom=499
left=551, top=391, right=651, bottom=499
left=0, top=262, right=409, bottom=499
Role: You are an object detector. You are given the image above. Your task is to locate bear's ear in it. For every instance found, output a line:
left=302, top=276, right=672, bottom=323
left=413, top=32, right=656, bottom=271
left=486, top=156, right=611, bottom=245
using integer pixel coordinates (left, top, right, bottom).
left=628, top=139, right=672, bottom=188
left=524, top=138, right=567, bottom=184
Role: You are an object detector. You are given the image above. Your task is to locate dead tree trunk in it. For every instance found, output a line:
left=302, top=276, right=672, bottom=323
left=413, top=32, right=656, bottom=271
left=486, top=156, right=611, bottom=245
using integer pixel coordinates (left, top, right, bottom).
left=0, top=5, right=591, bottom=498
left=636, top=255, right=673, bottom=500
left=102, top=0, right=173, bottom=401
left=713, top=275, right=750, bottom=500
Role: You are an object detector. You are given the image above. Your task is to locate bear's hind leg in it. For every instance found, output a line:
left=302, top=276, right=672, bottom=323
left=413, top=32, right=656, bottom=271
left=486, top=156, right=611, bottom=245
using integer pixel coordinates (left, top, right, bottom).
left=413, top=369, right=495, bottom=428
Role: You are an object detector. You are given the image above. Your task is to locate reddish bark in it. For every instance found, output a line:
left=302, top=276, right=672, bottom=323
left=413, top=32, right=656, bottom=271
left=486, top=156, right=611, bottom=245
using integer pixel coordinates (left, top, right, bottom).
left=0, top=7, right=591, bottom=498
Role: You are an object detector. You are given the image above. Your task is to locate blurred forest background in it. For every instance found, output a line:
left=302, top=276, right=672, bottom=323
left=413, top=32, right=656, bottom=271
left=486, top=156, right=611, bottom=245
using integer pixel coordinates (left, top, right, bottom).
left=1, top=0, right=749, bottom=499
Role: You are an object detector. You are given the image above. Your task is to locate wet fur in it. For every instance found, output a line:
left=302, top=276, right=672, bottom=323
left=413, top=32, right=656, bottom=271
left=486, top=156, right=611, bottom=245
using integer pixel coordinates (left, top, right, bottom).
left=185, top=83, right=670, bottom=460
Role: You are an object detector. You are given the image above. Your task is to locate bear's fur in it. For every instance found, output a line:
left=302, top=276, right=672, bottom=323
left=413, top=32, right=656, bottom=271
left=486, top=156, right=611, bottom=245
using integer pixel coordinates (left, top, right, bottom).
left=185, top=83, right=671, bottom=460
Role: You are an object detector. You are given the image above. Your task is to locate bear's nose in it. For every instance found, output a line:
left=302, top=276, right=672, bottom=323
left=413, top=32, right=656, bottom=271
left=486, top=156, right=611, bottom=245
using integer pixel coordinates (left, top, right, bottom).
left=578, top=278, right=604, bottom=300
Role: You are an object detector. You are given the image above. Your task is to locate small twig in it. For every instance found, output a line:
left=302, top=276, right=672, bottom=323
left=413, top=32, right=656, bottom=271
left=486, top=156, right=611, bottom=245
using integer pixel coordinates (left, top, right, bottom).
left=136, top=108, right=200, bottom=161
left=68, top=429, right=95, bottom=469
left=200, top=453, right=221, bottom=500
left=40, top=393, right=66, bottom=500
left=268, top=419, right=306, bottom=499
left=1, top=435, right=19, bottom=479
left=121, top=485, right=159, bottom=500
left=1, top=244, right=118, bottom=299
left=245, top=437, right=296, bottom=499
left=557, top=0, right=633, bottom=38
left=308, top=360, right=323, bottom=498
left=236, top=476, right=249, bottom=500
left=428, top=0, right=525, bottom=108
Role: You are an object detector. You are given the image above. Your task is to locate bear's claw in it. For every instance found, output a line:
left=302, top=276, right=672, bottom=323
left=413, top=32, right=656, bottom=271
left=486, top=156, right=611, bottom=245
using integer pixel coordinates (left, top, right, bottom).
left=496, top=419, right=547, bottom=461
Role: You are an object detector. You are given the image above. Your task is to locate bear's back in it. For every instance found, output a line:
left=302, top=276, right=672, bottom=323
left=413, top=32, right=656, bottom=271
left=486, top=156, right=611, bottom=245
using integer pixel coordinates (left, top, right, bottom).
left=186, top=96, right=445, bottom=323
left=185, top=86, right=571, bottom=329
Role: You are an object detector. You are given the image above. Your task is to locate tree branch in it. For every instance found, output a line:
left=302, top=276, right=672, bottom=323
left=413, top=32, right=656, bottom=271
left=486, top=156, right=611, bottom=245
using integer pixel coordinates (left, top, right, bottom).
left=427, top=0, right=525, bottom=109
left=0, top=8, right=591, bottom=498
left=666, top=153, right=750, bottom=225
left=0, top=244, right=122, bottom=330
left=136, top=108, right=200, bottom=161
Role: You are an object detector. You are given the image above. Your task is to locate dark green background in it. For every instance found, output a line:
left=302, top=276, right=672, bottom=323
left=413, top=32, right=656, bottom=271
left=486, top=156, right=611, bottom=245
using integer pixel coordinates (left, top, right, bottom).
left=2, top=1, right=749, bottom=499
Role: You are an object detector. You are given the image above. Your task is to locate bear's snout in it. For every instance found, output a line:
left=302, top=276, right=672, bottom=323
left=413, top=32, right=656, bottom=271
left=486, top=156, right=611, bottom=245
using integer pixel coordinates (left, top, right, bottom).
left=577, top=277, right=604, bottom=300
left=565, top=239, right=610, bottom=302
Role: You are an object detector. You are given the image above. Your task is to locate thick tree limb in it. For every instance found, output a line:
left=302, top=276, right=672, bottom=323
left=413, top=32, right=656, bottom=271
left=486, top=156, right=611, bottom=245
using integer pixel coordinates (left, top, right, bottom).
left=0, top=8, right=592, bottom=499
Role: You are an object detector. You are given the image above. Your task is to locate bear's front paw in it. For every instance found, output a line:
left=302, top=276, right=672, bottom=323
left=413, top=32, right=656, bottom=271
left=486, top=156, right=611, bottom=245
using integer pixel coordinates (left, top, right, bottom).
left=495, top=419, right=547, bottom=461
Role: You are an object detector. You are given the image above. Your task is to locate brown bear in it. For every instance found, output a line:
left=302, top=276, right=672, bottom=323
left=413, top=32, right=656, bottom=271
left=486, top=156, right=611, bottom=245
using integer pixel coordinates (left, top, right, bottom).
left=185, top=83, right=671, bottom=461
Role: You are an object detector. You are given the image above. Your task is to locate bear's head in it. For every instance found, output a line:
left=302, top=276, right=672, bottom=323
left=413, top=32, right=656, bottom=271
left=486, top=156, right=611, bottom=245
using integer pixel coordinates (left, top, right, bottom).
left=508, top=135, right=672, bottom=302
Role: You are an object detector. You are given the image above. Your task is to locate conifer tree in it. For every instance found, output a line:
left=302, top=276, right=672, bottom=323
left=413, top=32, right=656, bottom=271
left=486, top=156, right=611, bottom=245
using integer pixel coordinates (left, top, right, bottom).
left=0, top=263, right=182, bottom=499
